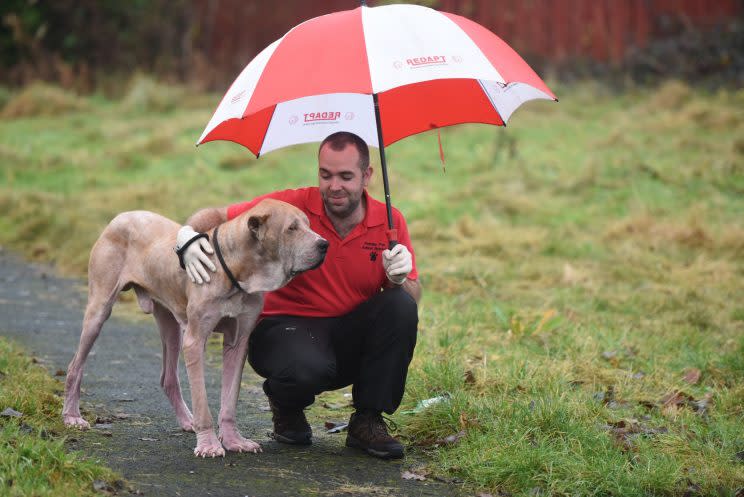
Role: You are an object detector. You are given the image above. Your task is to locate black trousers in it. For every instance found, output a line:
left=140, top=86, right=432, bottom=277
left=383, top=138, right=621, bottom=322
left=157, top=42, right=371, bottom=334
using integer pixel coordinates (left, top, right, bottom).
left=248, top=287, right=418, bottom=415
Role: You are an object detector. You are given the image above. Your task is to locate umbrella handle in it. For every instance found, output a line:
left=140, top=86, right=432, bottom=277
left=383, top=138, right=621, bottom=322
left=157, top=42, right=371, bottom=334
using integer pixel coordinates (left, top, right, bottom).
left=386, top=229, right=398, bottom=249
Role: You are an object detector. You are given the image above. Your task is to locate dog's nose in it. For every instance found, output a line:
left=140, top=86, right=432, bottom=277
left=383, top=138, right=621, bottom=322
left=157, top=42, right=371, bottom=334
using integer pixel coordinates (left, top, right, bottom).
left=317, top=239, right=329, bottom=253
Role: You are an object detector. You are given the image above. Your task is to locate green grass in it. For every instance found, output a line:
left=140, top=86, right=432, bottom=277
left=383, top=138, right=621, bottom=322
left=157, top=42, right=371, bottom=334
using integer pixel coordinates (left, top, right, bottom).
left=0, top=337, right=121, bottom=496
left=1, top=78, right=743, bottom=495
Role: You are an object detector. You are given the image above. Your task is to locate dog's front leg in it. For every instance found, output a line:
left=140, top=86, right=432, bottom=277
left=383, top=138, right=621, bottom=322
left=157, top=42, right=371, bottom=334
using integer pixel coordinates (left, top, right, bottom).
left=218, top=313, right=261, bottom=453
left=183, top=315, right=224, bottom=458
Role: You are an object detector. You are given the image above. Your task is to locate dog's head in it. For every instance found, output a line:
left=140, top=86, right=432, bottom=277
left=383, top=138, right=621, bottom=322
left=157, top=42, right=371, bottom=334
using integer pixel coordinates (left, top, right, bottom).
left=234, top=198, right=328, bottom=293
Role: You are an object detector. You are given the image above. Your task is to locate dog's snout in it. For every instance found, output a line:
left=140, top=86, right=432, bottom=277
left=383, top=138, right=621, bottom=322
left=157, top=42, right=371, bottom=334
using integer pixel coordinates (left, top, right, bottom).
left=317, top=239, right=329, bottom=252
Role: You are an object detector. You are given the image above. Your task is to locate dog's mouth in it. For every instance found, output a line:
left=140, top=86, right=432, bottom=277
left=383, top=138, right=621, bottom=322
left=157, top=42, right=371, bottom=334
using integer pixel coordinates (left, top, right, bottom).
left=289, top=254, right=327, bottom=278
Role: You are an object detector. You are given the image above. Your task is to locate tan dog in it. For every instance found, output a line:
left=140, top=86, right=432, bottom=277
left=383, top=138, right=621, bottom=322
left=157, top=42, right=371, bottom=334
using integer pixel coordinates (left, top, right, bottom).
left=62, top=199, right=328, bottom=457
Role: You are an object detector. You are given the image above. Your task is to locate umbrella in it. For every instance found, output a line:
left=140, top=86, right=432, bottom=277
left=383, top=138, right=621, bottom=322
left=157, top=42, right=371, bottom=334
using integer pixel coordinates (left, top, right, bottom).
left=197, top=2, right=556, bottom=246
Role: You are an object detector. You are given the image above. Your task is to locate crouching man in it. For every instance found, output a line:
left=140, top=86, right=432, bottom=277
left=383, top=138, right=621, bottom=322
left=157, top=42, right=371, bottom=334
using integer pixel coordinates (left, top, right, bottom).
left=176, top=132, right=420, bottom=458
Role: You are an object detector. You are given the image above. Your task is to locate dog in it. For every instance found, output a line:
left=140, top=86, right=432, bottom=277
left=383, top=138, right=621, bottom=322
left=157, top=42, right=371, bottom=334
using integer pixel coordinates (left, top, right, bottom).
left=62, top=198, right=328, bottom=457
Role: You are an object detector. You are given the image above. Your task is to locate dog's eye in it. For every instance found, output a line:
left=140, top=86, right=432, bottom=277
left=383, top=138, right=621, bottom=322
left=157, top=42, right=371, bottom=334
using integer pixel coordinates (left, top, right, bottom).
left=288, top=222, right=298, bottom=232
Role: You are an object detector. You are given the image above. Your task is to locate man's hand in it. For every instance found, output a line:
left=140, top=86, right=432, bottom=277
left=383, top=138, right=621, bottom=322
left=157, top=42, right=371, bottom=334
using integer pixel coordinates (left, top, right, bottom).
left=176, top=225, right=217, bottom=284
left=382, top=244, right=412, bottom=285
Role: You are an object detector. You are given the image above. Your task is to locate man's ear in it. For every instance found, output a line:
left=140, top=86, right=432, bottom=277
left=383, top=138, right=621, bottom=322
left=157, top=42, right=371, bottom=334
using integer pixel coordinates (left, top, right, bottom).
left=248, top=214, right=270, bottom=240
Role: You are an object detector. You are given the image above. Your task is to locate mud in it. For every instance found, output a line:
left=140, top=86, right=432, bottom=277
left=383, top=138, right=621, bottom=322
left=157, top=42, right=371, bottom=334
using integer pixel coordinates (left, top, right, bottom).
left=0, top=249, right=461, bottom=497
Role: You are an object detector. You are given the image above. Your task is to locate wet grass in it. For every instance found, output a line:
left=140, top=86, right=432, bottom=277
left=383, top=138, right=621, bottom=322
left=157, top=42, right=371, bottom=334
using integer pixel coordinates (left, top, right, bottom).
left=0, top=337, right=121, bottom=496
left=1, top=78, right=743, bottom=495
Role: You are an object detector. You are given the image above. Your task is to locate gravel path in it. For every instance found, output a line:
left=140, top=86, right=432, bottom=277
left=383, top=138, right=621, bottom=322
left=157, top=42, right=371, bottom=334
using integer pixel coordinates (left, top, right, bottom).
left=0, top=249, right=460, bottom=497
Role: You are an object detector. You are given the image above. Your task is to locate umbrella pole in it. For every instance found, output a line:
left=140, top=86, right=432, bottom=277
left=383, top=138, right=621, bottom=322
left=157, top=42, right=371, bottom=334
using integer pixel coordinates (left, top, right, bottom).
left=373, top=93, right=397, bottom=248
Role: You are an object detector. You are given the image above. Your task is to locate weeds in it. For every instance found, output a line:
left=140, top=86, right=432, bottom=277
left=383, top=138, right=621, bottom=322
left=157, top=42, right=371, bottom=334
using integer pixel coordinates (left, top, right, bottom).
left=0, top=338, right=121, bottom=496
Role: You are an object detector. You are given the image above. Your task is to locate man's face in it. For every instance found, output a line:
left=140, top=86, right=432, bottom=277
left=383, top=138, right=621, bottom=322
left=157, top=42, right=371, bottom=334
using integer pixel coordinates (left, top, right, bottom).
left=318, top=143, right=371, bottom=219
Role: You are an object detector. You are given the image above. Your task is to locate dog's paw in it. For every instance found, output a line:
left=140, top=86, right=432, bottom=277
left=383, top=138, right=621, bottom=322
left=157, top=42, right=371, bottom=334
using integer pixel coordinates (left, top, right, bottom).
left=194, top=430, right=225, bottom=458
left=178, top=417, right=194, bottom=432
left=63, top=415, right=90, bottom=430
left=219, top=431, right=262, bottom=454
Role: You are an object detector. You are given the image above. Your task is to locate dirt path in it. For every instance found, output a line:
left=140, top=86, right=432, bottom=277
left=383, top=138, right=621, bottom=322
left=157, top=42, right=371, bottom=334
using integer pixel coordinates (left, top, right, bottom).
left=0, top=249, right=461, bottom=497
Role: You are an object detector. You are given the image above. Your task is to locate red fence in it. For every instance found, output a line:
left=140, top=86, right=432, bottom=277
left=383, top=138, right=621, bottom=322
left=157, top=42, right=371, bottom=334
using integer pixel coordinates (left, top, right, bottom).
left=193, top=0, right=742, bottom=84
left=436, top=0, right=741, bottom=63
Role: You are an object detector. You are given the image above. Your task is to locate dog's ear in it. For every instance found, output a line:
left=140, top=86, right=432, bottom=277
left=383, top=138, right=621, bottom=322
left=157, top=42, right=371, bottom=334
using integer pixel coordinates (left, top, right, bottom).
left=248, top=214, right=270, bottom=240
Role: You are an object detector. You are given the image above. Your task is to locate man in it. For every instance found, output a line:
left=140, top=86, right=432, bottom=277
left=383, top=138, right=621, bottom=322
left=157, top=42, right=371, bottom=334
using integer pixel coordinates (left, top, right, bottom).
left=175, top=132, right=421, bottom=459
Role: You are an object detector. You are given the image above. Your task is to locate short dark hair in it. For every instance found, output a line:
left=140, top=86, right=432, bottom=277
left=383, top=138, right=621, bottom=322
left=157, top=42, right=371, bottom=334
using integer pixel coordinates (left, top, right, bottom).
left=319, top=132, right=370, bottom=172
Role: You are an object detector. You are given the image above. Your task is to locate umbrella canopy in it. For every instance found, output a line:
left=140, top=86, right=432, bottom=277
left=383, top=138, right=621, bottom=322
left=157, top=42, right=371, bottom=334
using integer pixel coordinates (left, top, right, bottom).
left=197, top=2, right=556, bottom=239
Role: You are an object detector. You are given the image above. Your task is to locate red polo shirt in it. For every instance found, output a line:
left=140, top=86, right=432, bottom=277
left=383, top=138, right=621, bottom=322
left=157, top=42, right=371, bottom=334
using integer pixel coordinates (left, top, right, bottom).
left=227, top=187, right=418, bottom=318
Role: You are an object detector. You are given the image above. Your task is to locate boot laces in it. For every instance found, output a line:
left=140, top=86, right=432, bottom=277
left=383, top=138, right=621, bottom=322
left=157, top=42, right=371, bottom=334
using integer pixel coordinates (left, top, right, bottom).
left=361, top=412, right=397, bottom=439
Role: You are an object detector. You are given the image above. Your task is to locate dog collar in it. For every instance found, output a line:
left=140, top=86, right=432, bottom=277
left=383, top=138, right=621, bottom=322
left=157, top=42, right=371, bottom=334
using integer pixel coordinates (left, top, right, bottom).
left=212, top=224, right=243, bottom=292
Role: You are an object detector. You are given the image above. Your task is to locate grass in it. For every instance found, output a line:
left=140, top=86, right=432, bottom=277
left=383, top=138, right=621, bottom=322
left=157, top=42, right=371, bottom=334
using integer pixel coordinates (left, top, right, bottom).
left=1, top=77, right=743, bottom=495
left=0, top=337, right=122, bottom=496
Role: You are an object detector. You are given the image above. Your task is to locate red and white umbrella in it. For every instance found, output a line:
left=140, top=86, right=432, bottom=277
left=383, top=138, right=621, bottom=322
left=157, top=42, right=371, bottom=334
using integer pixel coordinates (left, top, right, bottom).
left=198, top=2, right=556, bottom=240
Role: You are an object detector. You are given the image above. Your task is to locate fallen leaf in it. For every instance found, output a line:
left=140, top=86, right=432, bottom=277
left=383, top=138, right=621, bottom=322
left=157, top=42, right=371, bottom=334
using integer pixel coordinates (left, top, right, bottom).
left=692, top=392, right=713, bottom=415
left=660, top=390, right=695, bottom=414
left=322, top=402, right=348, bottom=410
left=139, top=437, right=158, bottom=441
left=54, top=369, right=66, bottom=376
left=113, top=413, right=131, bottom=420
left=534, top=309, right=558, bottom=334
left=95, top=416, right=114, bottom=424
left=459, top=412, right=480, bottom=429
left=604, top=418, right=669, bottom=452
left=463, top=369, right=476, bottom=385
left=92, top=480, right=114, bottom=493
left=1, top=407, right=23, bottom=418
left=682, top=368, right=701, bottom=385
left=324, top=421, right=348, bottom=433
left=401, top=470, right=426, bottom=481
left=437, top=429, right=466, bottom=445
left=595, top=385, right=616, bottom=405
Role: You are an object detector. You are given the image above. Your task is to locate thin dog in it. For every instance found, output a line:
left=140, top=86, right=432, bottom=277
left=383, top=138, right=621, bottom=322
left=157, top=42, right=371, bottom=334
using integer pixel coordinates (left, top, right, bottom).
left=62, top=199, right=328, bottom=457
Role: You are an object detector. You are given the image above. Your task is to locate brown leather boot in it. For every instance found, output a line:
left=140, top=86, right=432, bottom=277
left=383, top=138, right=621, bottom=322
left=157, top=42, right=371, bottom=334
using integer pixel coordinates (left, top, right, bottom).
left=269, top=398, right=312, bottom=445
left=345, top=410, right=404, bottom=459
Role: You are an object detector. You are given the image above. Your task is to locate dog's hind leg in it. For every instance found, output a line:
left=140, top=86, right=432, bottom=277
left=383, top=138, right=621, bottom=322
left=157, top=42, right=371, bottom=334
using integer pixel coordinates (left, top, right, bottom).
left=62, top=249, right=123, bottom=429
left=153, top=301, right=194, bottom=432
left=217, top=313, right=261, bottom=453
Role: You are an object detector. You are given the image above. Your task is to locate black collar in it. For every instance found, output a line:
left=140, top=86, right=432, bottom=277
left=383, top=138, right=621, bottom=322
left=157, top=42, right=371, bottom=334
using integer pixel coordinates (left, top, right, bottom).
left=213, top=224, right=242, bottom=292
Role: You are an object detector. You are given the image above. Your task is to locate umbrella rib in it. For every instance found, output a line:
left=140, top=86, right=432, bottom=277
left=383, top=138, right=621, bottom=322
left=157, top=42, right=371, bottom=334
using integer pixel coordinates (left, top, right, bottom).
left=477, top=79, right=506, bottom=127
left=254, top=105, right=278, bottom=158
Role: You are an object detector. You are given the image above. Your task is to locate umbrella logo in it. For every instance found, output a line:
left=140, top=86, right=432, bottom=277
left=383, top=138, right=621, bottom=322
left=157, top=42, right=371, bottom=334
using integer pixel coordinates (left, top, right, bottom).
left=288, top=115, right=299, bottom=125
left=344, top=112, right=354, bottom=121
left=393, top=60, right=403, bottom=70
left=453, top=55, right=463, bottom=63
left=303, top=111, right=341, bottom=124
left=406, top=55, right=447, bottom=68
left=230, top=90, right=246, bottom=104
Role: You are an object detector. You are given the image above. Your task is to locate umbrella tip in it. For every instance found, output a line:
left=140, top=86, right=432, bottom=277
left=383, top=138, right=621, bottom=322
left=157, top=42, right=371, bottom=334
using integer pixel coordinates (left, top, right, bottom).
left=360, top=0, right=367, bottom=6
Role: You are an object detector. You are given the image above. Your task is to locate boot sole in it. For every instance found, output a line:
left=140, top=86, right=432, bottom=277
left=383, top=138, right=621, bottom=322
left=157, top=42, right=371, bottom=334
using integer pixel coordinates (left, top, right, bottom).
left=346, top=435, right=404, bottom=459
left=272, top=432, right=312, bottom=445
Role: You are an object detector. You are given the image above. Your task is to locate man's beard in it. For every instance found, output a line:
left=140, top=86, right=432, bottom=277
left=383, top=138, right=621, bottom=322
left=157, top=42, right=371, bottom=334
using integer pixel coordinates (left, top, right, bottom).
left=322, top=192, right=361, bottom=219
